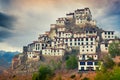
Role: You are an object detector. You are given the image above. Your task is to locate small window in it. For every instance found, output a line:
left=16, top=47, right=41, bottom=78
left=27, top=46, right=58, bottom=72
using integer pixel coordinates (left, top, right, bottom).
left=81, top=38, right=83, bottom=41
left=75, top=38, right=77, bottom=41
left=80, top=62, right=85, bottom=65
left=86, top=38, right=88, bottom=41
left=95, top=62, right=98, bottom=65
left=87, top=62, right=93, bottom=65
left=81, top=67, right=84, bottom=71
left=91, top=38, right=93, bottom=41
left=86, top=42, right=88, bottom=45
left=81, top=42, right=84, bottom=45
left=91, top=49, right=93, bottom=51
left=66, top=39, right=68, bottom=42
left=91, top=42, right=93, bottom=45
left=105, top=32, right=107, bottom=34
left=75, top=43, right=77, bottom=45
left=111, top=32, right=113, bottom=35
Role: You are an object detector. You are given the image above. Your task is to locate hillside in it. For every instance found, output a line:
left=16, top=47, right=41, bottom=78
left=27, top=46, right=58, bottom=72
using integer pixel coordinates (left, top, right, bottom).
left=0, top=51, right=19, bottom=73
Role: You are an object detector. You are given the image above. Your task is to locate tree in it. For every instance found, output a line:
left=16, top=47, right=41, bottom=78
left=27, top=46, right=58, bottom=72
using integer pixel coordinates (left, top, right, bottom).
left=103, top=55, right=115, bottom=69
left=109, top=42, right=120, bottom=57
left=110, top=66, right=120, bottom=80
left=32, top=65, right=53, bottom=80
left=95, top=66, right=120, bottom=80
left=66, top=55, right=78, bottom=69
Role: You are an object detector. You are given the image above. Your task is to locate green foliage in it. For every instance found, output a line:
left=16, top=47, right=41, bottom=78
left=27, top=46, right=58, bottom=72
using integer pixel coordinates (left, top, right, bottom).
left=109, top=42, right=120, bottom=58
left=95, top=66, right=120, bottom=80
left=110, top=66, right=120, bottom=80
left=32, top=65, right=53, bottom=80
left=50, top=60, right=62, bottom=70
left=103, top=55, right=115, bottom=69
left=32, top=73, right=39, bottom=80
left=66, top=55, right=78, bottom=69
left=70, top=74, right=76, bottom=79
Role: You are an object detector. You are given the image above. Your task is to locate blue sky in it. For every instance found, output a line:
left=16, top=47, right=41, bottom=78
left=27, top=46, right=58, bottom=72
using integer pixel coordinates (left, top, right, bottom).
left=0, top=0, right=120, bottom=52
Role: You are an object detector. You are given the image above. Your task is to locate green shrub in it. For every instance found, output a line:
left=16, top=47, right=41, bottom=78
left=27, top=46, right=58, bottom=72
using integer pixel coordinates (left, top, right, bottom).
left=32, top=65, right=53, bottom=80
left=66, top=55, right=78, bottom=69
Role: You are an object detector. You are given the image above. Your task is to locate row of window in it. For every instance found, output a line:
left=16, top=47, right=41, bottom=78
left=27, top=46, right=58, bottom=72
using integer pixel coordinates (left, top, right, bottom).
left=80, top=62, right=98, bottom=65
left=81, top=49, right=94, bottom=52
left=104, top=32, right=114, bottom=35
left=56, top=38, right=94, bottom=42
left=104, top=36, right=114, bottom=38
left=67, top=42, right=94, bottom=46
left=80, top=67, right=99, bottom=71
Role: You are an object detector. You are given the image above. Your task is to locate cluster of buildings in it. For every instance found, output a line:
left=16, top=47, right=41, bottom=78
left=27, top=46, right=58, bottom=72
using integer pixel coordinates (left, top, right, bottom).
left=22, top=8, right=118, bottom=71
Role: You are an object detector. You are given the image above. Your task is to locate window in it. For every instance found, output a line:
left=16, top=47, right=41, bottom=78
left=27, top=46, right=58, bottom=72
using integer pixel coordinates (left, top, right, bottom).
left=75, top=38, right=77, bottom=41
left=86, top=38, right=88, bottom=41
left=70, top=39, right=72, bottom=42
left=81, top=42, right=84, bottom=45
left=95, top=62, right=98, bottom=65
left=91, top=38, right=93, bottom=41
left=86, top=42, right=88, bottom=45
left=75, top=43, right=77, bottom=45
left=87, top=50, right=88, bottom=52
left=80, top=62, right=85, bottom=65
left=108, top=36, right=110, bottom=38
left=105, top=32, right=107, bottom=34
left=105, top=44, right=108, bottom=47
left=91, top=42, right=93, bottom=45
left=81, top=67, right=84, bottom=71
left=91, top=46, right=92, bottom=48
left=66, top=39, right=68, bottom=42
left=87, top=62, right=93, bottom=65
left=108, top=32, right=110, bottom=35
left=81, top=38, right=83, bottom=41
left=91, top=49, right=93, bottom=51
left=78, top=43, right=80, bottom=45
left=111, top=32, right=113, bottom=35
left=78, top=38, right=80, bottom=41
left=70, top=43, right=72, bottom=46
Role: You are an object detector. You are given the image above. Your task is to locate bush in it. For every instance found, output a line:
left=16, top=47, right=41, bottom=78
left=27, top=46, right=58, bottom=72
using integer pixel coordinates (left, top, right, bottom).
left=95, top=66, right=120, bottom=80
left=32, top=65, right=53, bottom=80
left=66, top=55, right=78, bottom=69
left=103, top=55, right=115, bottom=69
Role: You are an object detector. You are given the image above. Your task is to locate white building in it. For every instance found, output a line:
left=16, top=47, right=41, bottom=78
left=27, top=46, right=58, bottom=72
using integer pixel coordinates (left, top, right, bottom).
left=56, top=31, right=72, bottom=38
left=100, top=42, right=109, bottom=53
left=27, top=51, right=40, bottom=61
left=42, top=48, right=65, bottom=56
left=56, top=18, right=66, bottom=25
left=102, top=31, right=115, bottom=40
left=78, top=60, right=100, bottom=71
